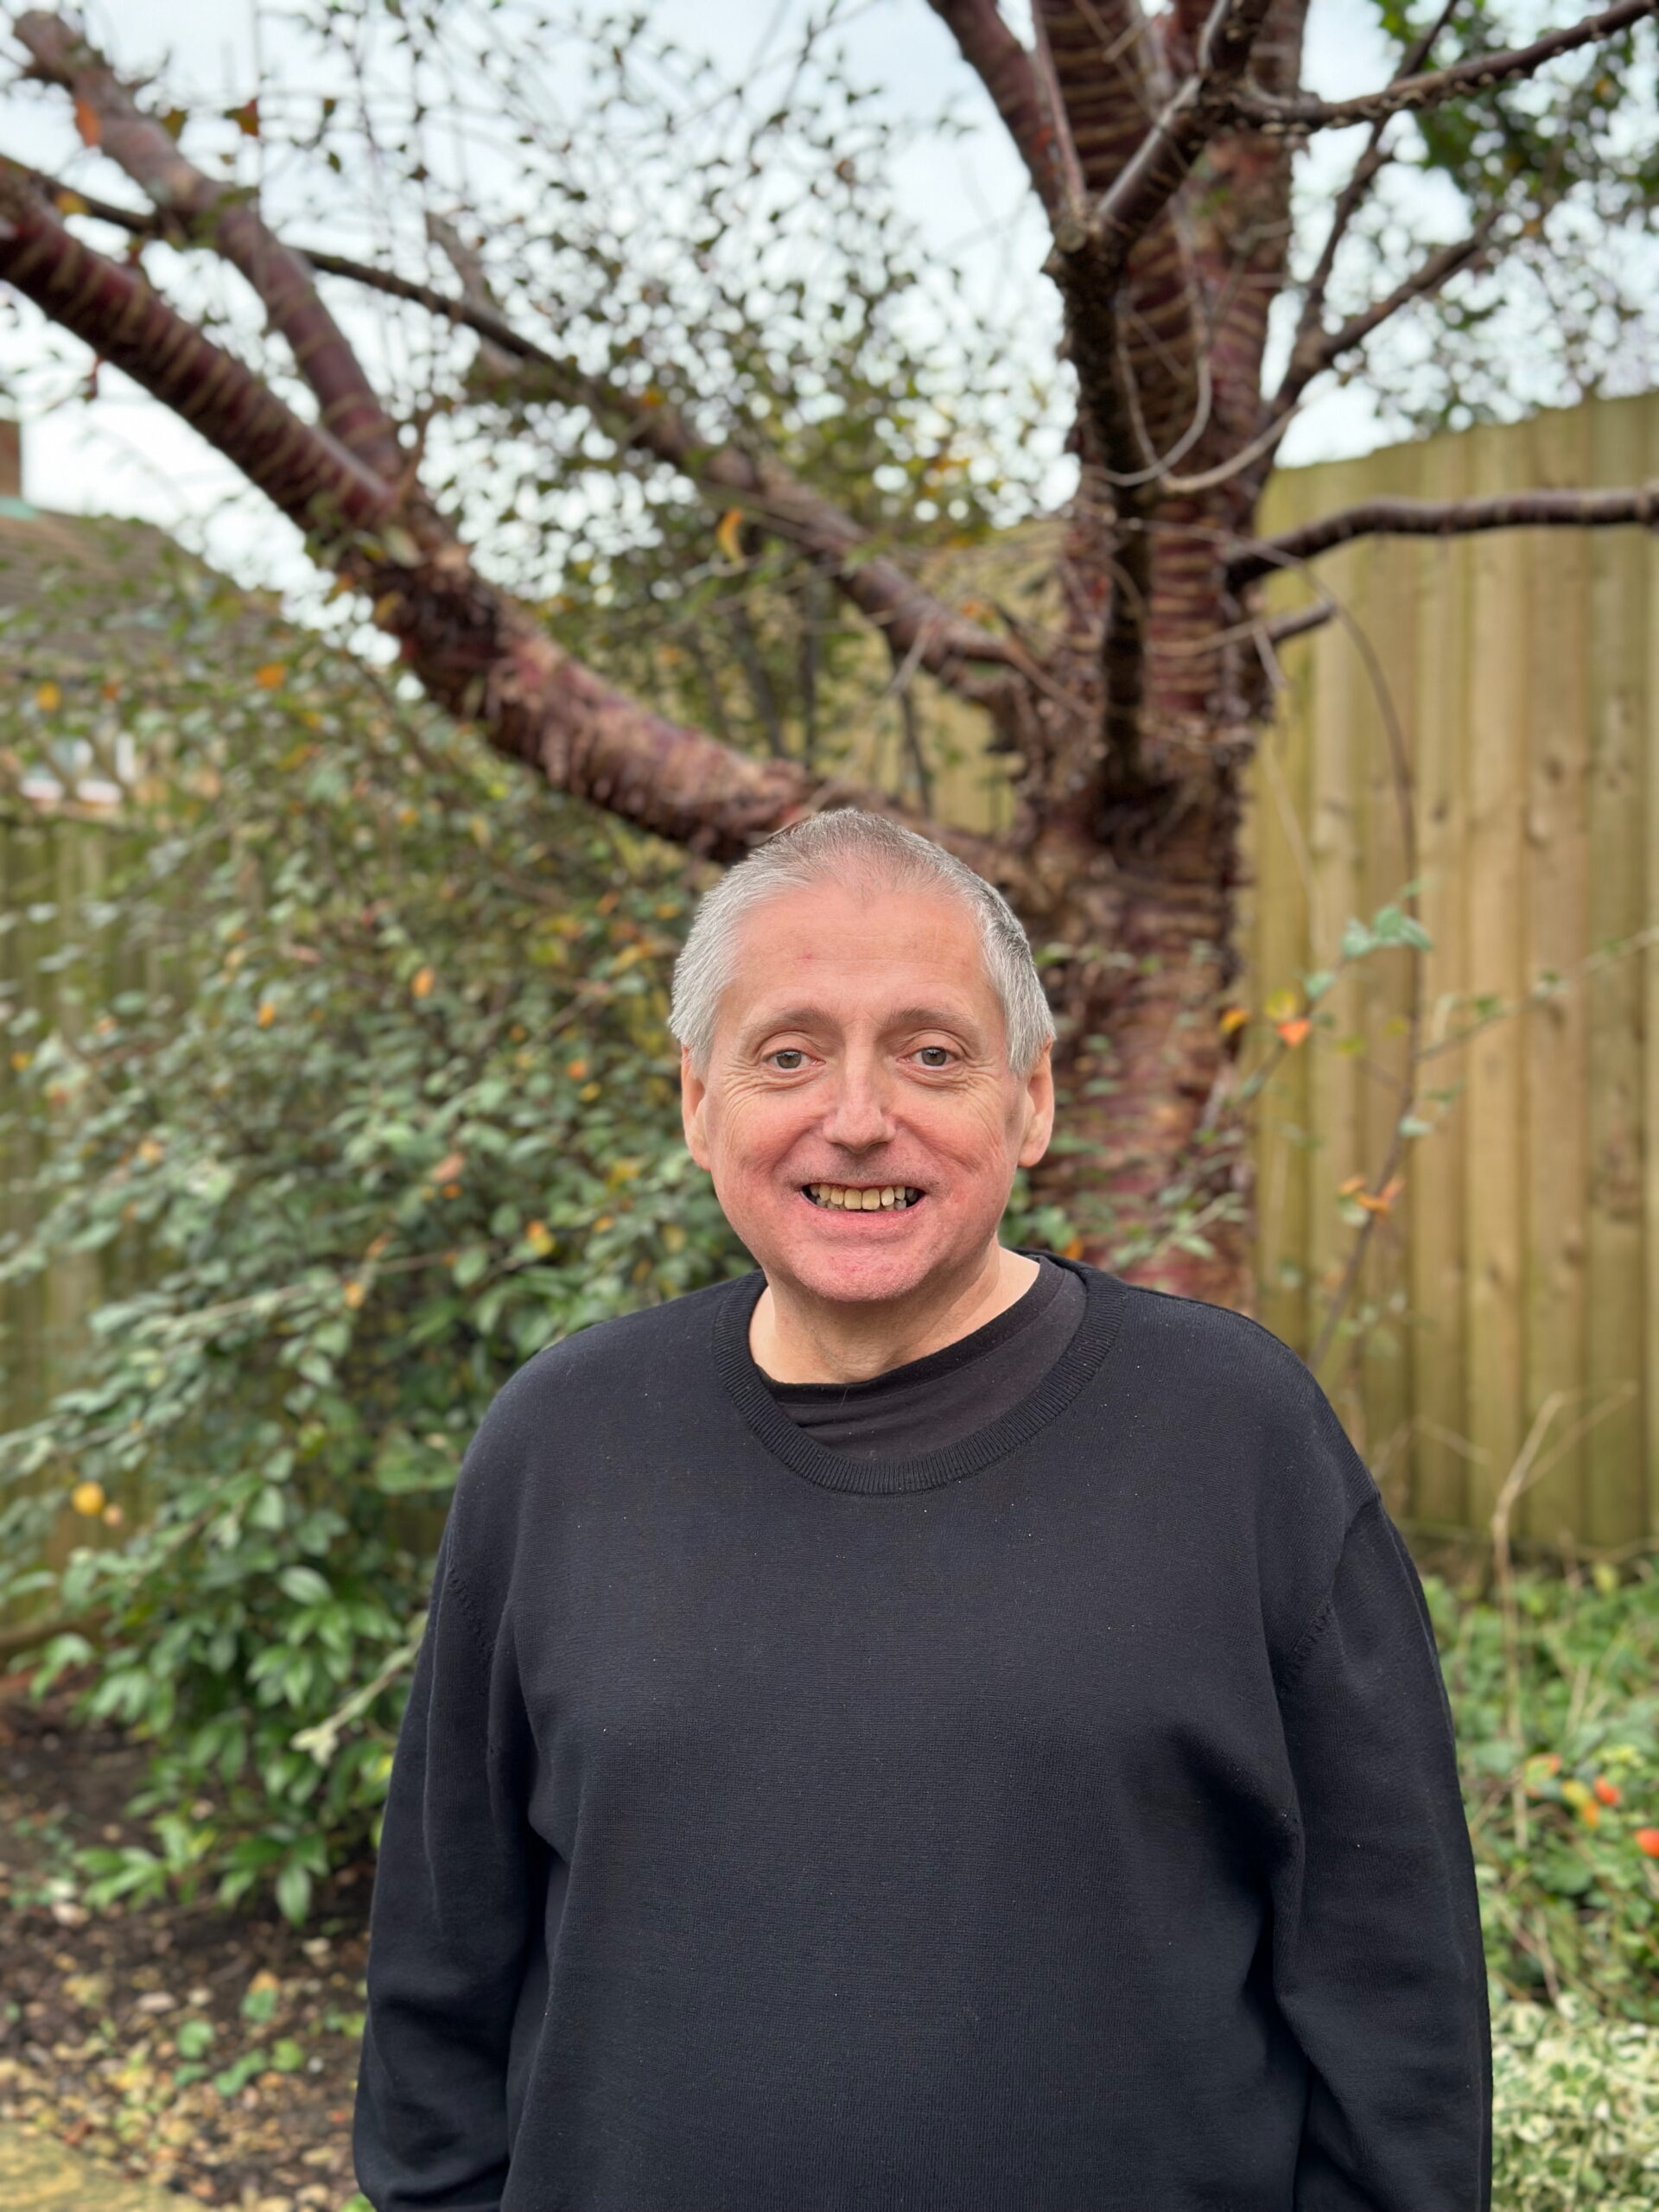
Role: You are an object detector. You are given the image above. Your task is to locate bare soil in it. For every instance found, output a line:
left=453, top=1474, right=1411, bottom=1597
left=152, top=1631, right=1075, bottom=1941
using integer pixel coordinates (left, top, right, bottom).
left=0, top=1674, right=370, bottom=2210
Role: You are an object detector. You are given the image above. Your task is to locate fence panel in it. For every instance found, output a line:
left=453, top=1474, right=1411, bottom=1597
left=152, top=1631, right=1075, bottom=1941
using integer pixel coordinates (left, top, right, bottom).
left=1247, top=390, right=1659, bottom=1550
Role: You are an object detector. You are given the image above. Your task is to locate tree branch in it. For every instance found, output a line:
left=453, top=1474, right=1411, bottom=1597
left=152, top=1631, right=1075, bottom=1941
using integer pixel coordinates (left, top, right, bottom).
left=0, top=170, right=838, bottom=859
left=925, top=0, right=1065, bottom=220
left=1228, top=0, right=1657, bottom=135
left=21, top=166, right=1028, bottom=702
left=1281, top=0, right=1463, bottom=392
left=1228, top=483, right=1659, bottom=586
left=0, top=161, right=391, bottom=530
left=14, top=10, right=403, bottom=480
left=1277, top=210, right=1499, bottom=411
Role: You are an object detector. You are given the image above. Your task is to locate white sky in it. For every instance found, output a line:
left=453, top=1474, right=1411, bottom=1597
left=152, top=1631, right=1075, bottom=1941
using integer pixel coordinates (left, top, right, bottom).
left=0, top=0, right=1399, bottom=597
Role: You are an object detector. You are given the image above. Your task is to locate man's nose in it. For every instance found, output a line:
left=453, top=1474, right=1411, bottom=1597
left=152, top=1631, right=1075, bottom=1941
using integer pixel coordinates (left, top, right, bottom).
left=818, top=1058, right=895, bottom=1150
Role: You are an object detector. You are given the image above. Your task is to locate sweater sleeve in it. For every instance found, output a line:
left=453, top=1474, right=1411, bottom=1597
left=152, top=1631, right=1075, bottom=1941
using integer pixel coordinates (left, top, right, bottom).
left=353, top=1520, right=543, bottom=2212
left=1269, top=1493, right=1492, bottom=2212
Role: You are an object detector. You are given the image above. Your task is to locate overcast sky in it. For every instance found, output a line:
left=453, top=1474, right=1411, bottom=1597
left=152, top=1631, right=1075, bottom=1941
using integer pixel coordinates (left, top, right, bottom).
left=0, top=0, right=1398, bottom=597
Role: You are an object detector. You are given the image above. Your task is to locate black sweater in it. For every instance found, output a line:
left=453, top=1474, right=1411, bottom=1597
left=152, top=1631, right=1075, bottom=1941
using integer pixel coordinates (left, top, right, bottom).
left=353, top=1260, right=1491, bottom=2212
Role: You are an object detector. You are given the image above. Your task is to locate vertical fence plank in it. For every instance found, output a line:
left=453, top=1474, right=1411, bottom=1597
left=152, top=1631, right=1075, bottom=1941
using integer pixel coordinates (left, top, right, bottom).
left=1351, top=443, right=1420, bottom=1505
left=1583, top=397, right=1651, bottom=1547
left=1461, top=424, right=1532, bottom=1530
left=1407, top=432, right=1475, bottom=1534
left=1519, top=405, right=1591, bottom=1549
left=1303, top=464, right=1371, bottom=1435
left=1251, top=465, right=1323, bottom=1352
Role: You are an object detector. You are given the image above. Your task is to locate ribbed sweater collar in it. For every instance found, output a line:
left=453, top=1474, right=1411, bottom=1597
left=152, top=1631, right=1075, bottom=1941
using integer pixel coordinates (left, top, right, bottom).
left=711, top=1254, right=1124, bottom=1497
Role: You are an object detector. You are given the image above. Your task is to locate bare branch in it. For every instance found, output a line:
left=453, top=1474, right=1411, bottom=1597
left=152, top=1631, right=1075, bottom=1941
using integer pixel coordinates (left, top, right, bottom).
left=423, top=212, right=518, bottom=383
left=1228, top=0, right=1657, bottom=135
left=0, top=171, right=832, bottom=858
left=0, top=162, right=391, bottom=531
left=1283, top=0, right=1463, bottom=384
left=18, top=165, right=1027, bottom=700
left=1229, top=483, right=1659, bottom=586
left=14, top=10, right=403, bottom=480
left=264, top=250, right=1030, bottom=693
left=1278, top=212, right=1499, bottom=410
left=1262, top=601, right=1332, bottom=645
left=925, top=0, right=1065, bottom=220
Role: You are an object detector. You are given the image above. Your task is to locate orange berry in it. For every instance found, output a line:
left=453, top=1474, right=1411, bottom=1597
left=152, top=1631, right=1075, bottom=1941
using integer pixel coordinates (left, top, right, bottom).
left=1635, top=1828, right=1659, bottom=1859
left=1595, top=1777, right=1621, bottom=1807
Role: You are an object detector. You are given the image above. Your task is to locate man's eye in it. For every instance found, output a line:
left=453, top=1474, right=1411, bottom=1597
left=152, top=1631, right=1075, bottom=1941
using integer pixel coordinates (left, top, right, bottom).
left=769, top=1049, right=807, bottom=1071
left=916, top=1046, right=954, bottom=1069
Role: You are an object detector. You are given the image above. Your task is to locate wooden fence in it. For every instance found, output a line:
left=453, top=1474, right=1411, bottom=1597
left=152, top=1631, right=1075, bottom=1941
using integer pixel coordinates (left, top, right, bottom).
left=1245, top=390, right=1659, bottom=1554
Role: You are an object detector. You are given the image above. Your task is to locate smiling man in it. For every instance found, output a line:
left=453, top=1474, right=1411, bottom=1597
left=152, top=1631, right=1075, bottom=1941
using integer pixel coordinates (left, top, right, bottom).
left=354, top=810, right=1491, bottom=2212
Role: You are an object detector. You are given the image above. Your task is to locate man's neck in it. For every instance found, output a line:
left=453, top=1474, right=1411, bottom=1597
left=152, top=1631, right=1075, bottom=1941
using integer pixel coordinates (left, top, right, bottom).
left=750, top=1243, right=1040, bottom=1385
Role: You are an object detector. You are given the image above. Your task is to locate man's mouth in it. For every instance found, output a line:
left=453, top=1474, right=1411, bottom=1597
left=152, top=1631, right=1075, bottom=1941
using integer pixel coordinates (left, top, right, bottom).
left=802, top=1183, right=925, bottom=1212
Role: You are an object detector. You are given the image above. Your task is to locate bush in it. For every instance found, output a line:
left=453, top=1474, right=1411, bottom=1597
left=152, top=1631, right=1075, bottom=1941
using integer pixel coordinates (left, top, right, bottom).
left=1493, top=1995, right=1659, bottom=2208
left=0, top=568, right=1075, bottom=1923
left=0, top=580, right=752, bottom=1920
left=1431, top=1563, right=1659, bottom=2021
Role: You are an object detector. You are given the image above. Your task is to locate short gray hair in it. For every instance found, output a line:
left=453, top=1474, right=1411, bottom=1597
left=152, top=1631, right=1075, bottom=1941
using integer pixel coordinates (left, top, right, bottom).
left=668, top=809, right=1056, bottom=1075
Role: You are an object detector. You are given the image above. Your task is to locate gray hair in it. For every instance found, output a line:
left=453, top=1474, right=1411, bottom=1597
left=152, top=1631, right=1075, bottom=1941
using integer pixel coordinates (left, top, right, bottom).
left=668, top=809, right=1056, bottom=1076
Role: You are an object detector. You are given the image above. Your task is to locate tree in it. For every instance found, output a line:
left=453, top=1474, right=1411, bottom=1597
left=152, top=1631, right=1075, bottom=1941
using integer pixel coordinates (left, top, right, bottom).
left=3, top=0, right=1657, bottom=1306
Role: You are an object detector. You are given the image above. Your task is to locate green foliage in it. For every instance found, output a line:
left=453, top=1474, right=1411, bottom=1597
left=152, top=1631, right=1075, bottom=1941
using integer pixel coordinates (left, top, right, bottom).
left=1492, top=1997, right=1659, bottom=2209
left=0, top=571, right=748, bottom=1919
left=1433, top=1564, right=1659, bottom=2020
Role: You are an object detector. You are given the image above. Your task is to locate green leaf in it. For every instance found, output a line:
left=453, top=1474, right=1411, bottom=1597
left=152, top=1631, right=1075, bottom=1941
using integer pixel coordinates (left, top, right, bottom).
left=278, top=1564, right=331, bottom=1605
left=275, top=1861, right=314, bottom=1924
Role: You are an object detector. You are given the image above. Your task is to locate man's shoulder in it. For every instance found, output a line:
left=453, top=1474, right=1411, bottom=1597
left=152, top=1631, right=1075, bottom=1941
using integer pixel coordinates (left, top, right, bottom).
left=1077, top=1264, right=1318, bottom=1397
left=459, top=1274, right=748, bottom=1465
left=1079, top=1265, right=1376, bottom=1510
left=445, top=1275, right=753, bottom=1556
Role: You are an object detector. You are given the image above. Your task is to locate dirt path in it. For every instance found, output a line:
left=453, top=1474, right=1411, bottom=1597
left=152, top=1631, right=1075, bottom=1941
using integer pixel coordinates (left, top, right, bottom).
left=0, top=2120, right=187, bottom=2209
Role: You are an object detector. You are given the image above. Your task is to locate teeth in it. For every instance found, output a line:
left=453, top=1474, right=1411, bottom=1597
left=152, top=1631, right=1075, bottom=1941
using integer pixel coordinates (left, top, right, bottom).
left=807, top=1183, right=921, bottom=1211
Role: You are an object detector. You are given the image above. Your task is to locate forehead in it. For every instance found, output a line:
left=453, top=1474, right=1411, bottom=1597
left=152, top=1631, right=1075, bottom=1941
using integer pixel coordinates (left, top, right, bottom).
left=722, top=875, right=995, bottom=1020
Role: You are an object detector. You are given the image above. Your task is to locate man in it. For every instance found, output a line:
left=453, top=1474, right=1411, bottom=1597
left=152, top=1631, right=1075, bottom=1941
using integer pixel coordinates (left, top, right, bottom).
left=354, top=809, right=1491, bottom=2212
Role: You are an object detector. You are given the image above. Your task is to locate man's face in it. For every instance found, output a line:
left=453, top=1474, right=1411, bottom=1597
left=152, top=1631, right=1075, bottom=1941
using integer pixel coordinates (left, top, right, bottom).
left=681, top=875, right=1053, bottom=1306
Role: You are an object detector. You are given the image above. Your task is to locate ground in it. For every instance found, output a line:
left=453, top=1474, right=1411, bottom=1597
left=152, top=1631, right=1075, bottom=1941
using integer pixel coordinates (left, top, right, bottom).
left=0, top=1676, right=369, bottom=2211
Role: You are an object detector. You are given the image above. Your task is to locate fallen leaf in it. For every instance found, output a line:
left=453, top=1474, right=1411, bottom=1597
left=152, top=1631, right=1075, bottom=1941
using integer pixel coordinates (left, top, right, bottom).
left=1217, top=1005, right=1249, bottom=1035
left=254, top=663, right=286, bottom=690
left=715, top=508, right=746, bottom=563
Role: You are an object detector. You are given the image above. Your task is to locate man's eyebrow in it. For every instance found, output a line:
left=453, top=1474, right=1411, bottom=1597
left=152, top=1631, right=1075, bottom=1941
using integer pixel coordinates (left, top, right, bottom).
left=737, top=1006, right=830, bottom=1043
left=738, top=1003, right=984, bottom=1045
left=884, top=1006, right=981, bottom=1034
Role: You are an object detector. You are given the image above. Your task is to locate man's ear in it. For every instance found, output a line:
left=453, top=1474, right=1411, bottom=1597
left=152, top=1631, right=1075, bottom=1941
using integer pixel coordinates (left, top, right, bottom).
left=681, top=1046, right=712, bottom=1170
left=1017, top=1041, right=1056, bottom=1169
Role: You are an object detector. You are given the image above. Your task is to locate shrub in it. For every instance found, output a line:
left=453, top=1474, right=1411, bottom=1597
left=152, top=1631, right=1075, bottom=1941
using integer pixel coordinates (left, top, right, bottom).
left=0, top=579, right=749, bottom=1920
left=1492, top=1995, right=1659, bottom=2209
left=1430, top=1564, right=1659, bottom=2021
left=0, top=566, right=1074, bottom=1922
